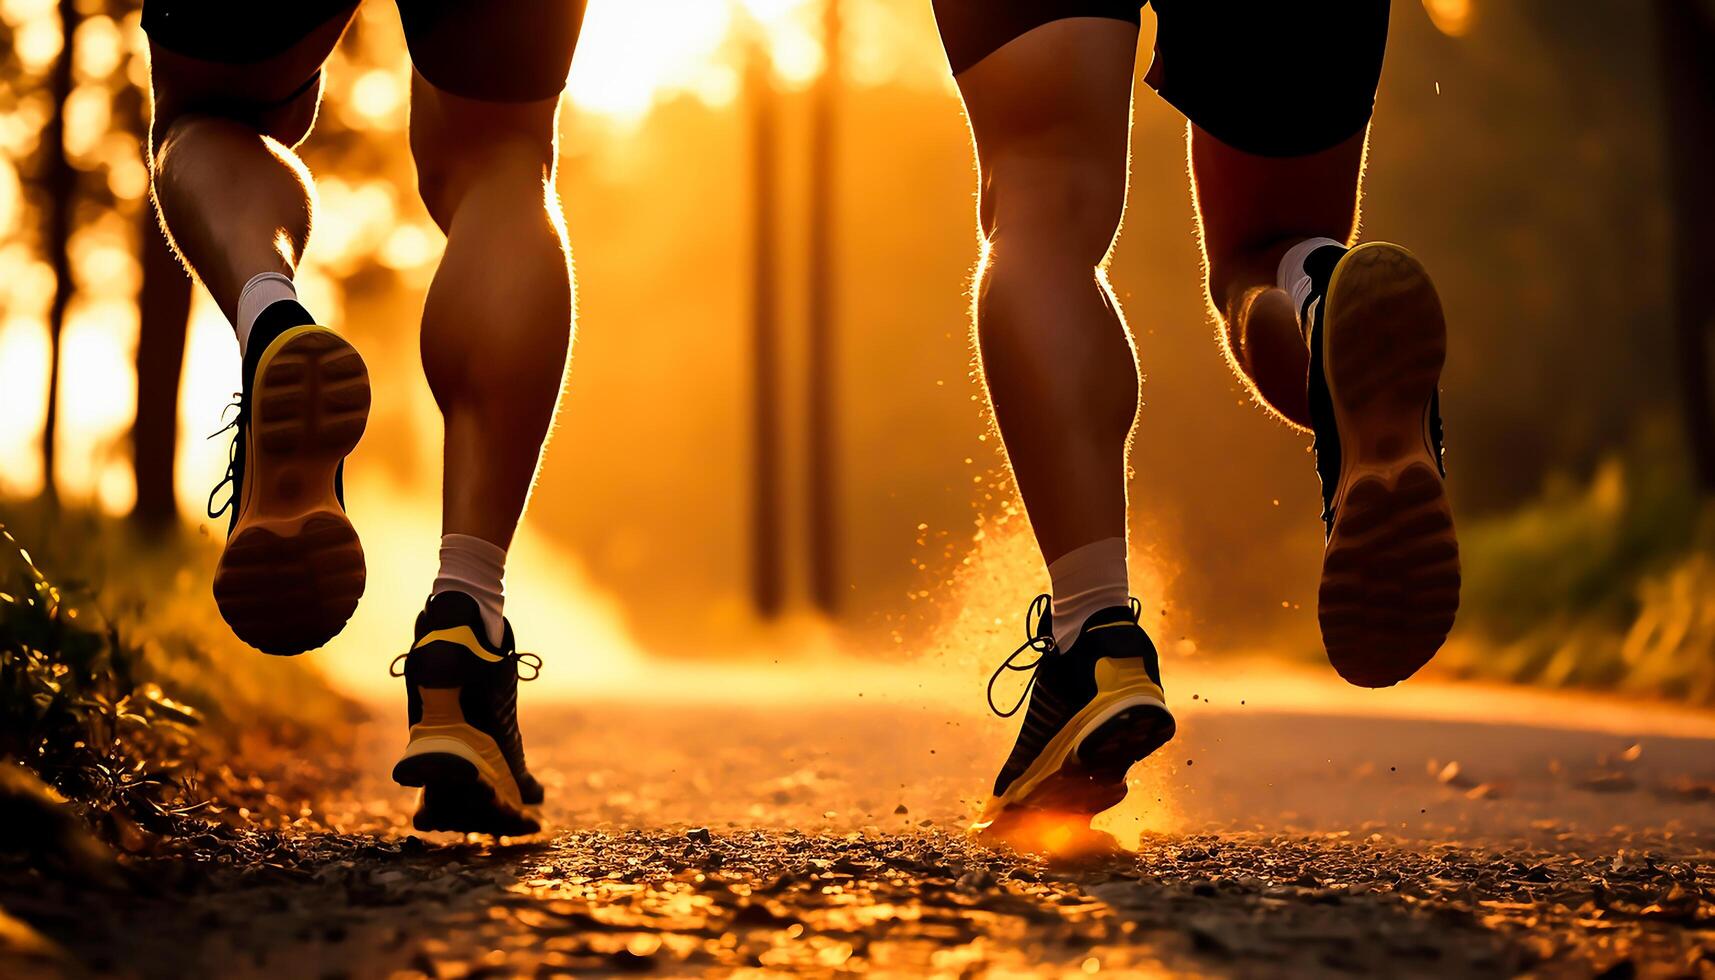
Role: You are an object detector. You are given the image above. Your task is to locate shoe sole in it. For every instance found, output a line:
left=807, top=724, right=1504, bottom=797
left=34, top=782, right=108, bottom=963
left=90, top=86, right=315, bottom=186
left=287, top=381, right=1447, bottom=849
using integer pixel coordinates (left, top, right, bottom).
left=975, top=691, right=1176, bottom=831
left=1021, top=702, right=1178, bottom=813
left=393, top=753, right=541, bottom=837
left=1319, top=242, right=1460, bottom=688
left=392, top=688, right=540, bottom=837
left=212, top=326, right=369, bottom=656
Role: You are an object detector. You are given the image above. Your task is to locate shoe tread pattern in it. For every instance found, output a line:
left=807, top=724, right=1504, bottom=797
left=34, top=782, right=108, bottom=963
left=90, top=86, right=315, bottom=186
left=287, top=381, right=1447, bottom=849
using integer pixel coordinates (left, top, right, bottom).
left=1319, top=244, right=1460, bottom=687
left=213, top=328, right=369, bottom=656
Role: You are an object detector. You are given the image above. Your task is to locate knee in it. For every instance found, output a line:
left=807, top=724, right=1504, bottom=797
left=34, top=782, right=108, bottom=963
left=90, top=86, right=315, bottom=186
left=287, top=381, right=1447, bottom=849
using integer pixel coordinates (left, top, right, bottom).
left=152, top=91, right=318, bottom=164
left=412, top=125, right=555, bottom=231
left=982, top=155, right=1126, bottom=271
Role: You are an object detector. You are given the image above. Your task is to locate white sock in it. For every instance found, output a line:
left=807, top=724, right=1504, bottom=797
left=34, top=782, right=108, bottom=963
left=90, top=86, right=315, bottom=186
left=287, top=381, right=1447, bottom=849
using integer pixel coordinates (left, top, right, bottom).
left=432, top=533, right=508, bottom=647
left=234, top=272, right=297, bottom=359
left=1276, top=237, right=1345, bottom=338
left=1047, top=537, right=1129, bottom=652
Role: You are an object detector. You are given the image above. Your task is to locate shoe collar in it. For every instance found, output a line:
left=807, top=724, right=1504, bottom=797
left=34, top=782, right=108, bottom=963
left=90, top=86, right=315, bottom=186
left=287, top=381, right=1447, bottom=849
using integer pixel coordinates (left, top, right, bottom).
left=417, top=591, right=515, bottom=655
left=1029, top=598, right=1143, bottom=651
left=1064, top=601, right=1143, bottom=652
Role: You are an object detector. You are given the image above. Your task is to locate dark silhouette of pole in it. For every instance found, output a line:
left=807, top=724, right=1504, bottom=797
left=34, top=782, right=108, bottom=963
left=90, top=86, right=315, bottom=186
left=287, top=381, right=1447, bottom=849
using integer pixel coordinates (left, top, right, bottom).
left=805, top=0, right=841, bottom=613
left=748, top=33, right=784, bottom=617
left=131, top=215, right=192, bottom=531
left=40, top=0, right=78, bottom=504
left=1654, top=0, right=1715, bottom=494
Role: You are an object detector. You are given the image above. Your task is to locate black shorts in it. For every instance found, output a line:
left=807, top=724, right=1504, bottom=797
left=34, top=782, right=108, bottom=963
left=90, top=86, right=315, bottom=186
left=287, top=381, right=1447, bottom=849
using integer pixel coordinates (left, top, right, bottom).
left=932, top=0, right=1390, bottom=158
left=142, top=0, right=585, bottom=104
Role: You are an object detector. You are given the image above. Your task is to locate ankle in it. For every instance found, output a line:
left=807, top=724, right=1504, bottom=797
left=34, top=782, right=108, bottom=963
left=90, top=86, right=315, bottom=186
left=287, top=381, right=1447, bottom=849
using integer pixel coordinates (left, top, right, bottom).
left=235, top=272, right=299, bottom=359
left=1047, top=537, right=1129, bottom=651
left=1276, top=237, right=1347, bottom=334
left=431, top=533, right=508, bottom=646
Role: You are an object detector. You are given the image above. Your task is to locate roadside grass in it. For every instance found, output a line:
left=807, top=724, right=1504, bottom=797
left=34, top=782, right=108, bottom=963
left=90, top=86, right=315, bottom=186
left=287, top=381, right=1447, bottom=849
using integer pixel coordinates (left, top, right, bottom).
left=1446, top=418, right=1715, bottom=704
left=0, top=497, right=364, bottom=853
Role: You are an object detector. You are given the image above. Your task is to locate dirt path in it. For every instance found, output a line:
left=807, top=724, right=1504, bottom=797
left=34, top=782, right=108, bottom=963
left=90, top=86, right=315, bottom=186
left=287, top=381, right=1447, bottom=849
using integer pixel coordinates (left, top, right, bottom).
left=6, top=668, right=1715, bottom=977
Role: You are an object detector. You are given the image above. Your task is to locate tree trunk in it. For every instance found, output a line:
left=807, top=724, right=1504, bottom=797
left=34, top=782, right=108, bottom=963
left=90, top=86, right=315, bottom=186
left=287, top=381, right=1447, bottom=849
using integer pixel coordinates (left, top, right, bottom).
left=748, top=37, right=784, bottom=617
left=130, top=215, right=192, bottom=531
left=40, top=0, right=79, bottom=504
left=805, top=0, right=841, bottom=614
left=1655, top=0, right=1715, bottom=494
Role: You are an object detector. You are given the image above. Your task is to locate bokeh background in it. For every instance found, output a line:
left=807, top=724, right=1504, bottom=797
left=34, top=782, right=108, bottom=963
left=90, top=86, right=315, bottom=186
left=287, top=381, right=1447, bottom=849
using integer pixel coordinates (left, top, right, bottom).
left=2, top=0, right=1712, bottom=705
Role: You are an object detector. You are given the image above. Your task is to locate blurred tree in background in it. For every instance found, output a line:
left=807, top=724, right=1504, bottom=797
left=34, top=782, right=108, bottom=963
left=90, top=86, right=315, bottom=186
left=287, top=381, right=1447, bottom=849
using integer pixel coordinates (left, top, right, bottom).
left=1655, top=0, right=1715, bottom=497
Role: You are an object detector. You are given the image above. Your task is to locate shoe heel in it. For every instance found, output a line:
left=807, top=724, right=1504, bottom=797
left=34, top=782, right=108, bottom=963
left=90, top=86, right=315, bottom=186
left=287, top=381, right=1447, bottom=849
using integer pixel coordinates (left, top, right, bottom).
left=394, top=748, right=540, bottom=836
left=393, top=687, right=539, bottom=836
left=391, top=750, right=480, bottom=789
left=1077, top=703, right=1177, bottom=780
left=999, top=699, right=1176, bottom=819
left=213, top=511, right=364, bottom=655
left=394, top=689, right=525, bottom=805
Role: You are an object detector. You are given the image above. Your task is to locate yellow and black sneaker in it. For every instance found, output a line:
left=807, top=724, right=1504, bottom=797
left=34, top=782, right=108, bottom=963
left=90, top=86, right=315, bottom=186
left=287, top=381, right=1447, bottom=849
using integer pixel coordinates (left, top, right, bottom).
left=1304, top=242, right=1460, bottom=688
left=208, top=301, right=369, bottom=655
left=973, top=595, right=1176, bottom=834
left=391, top=591, right=544, bottom=837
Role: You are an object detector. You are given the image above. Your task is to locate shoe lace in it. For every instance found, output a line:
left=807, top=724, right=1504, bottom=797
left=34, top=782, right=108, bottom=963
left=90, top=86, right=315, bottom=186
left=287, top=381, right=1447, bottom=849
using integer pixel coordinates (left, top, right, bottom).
left=986, top=594, right=1055, bottom=718
left=985, top=594, right=1146, bottom=718
left=205, top=395, right=243, bottom=520
left=514, top=651, right=543, bottom=681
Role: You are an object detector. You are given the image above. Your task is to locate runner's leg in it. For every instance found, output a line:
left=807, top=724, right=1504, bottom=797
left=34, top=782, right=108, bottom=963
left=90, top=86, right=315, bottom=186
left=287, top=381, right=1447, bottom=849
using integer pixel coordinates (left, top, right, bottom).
left=410, top=79, right=571, bottom=556
left=148, top=9, right=354, bottom=322
left=1194, top=128, right=1366, bottom=429
left=391, top=2, right=582, bottom=834
left=943, top=16, right=1179, bottom=838
left=954, top=17, right=1140, bottom=570
left=1147, top=0, right=1387, bottom=428
left=1159, top=0, right=1454, bottom=685
left=145, top=6, right=369, bottom=655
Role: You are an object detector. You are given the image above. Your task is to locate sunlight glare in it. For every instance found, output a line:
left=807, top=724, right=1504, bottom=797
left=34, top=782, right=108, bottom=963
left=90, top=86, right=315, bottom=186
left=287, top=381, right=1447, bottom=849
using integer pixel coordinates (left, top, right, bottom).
left=379, top=222, right=440, bottom=275
left=0, top=0, right=54, bottom=23
left=308, top=177, right=397, bottom=276
left=174, top=295, right=241, bottom=521
left=13, top=15, right=60, bottom=72
left=567, top=1, right=740, bottom=122
left=0, top=157, right=20, bottom=238
left=61, top=84, right=109, bottom=160
left=342, top=68, right=406, bottom=131
left=72, top=15, right=123, bottom=80
left=54, top=299, right=138, bottom=510
left=566, top=0, right=823, bottom=125
left=0, top=316, right=49, bottom=497
left=1422, top=0, right=1475, bottom=37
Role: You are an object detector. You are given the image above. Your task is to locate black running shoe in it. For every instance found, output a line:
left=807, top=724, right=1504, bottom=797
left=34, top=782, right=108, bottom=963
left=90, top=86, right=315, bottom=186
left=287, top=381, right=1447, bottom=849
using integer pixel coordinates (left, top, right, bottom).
left=208, top=301, right=369, bottom=655
left=391, top=591, right=544, bottom=836
left=1304, top=242, right=1460, bottom=688
left=973, top=595, right=1176, bottom=833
